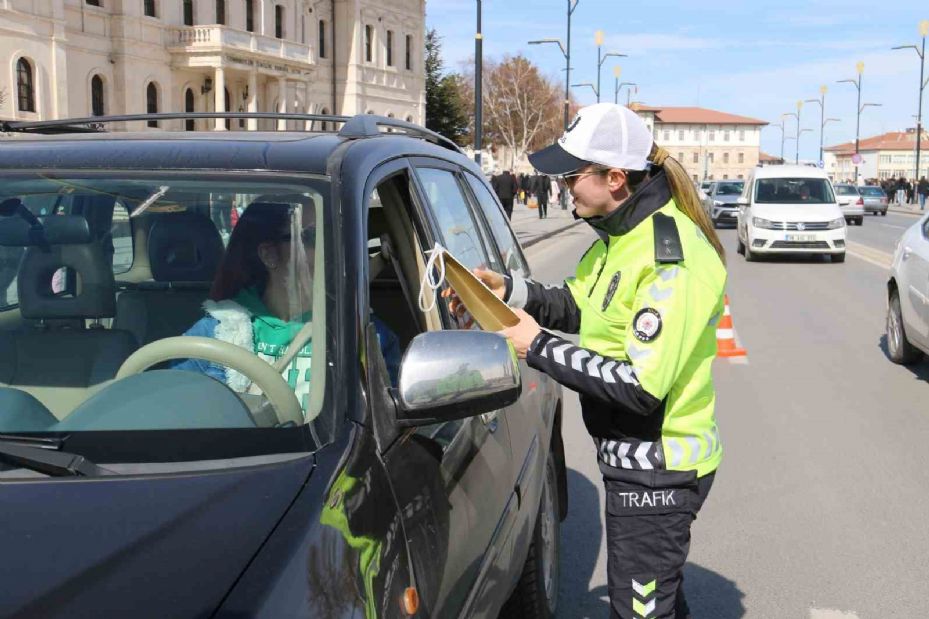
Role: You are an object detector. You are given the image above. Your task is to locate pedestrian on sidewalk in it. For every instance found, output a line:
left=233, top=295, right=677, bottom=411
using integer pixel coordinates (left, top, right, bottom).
left=918, top=176, right=929, bottom=211
left=533, top=173, right=551, bottom=219
left=906, top=178, right=915, bottom=205
left=453, top=103, right=726, bottom=619
left=896, top=177, right=907, bottom=206
left=491, top=169, right=518, bottom=219
left=557, top=177, right=569, bottom=210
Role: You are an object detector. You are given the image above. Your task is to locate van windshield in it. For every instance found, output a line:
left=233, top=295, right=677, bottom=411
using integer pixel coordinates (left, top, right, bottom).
left=754, top=178, right=835, bottom=204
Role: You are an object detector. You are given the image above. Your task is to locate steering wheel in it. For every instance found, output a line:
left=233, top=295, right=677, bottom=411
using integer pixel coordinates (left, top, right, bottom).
left=115, top=336, right=304, bottom=426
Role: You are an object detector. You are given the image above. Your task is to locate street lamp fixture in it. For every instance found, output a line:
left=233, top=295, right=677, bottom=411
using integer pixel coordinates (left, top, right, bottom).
left=592, top=30, right=626, bottom=103
left=805, top=84, right=829, bottom=164
left=571, top=82, right=598, bottom=99
left=892, top=19, right=928, bottom=183
left=616, top=81, right=637, bottom=106
left=838, top=60, right=876, bottom=182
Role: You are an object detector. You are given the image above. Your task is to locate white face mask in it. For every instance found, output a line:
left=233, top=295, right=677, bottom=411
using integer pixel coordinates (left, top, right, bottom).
left=418, top=242, right=447, bottom=313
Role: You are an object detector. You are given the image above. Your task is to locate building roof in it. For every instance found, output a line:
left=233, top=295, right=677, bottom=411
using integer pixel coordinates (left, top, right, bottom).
left=824, top=130, right=929, bottom=154
left=759, top=151, right=782, bottom=162
left=630, top=104, right=768, bottom=126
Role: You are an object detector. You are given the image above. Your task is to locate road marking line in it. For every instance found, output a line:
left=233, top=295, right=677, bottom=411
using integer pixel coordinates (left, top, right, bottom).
left=809, top=608, right=860, bottom=619
left=879, top=223, right=906, bottom=229
left=845, top=240, right=893, bottom=270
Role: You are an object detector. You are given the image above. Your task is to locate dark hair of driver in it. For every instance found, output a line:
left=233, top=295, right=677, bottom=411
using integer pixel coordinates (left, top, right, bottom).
left=209, top=203, right=290, bottom=301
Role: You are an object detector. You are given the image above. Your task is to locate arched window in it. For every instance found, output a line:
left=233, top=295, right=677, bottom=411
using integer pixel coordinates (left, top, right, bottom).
left=216, top=0, right=225, bottom=25
left=146, top=82, right=158, bottom=128
left=275, top=5, right=284, bottom=39
left=17, top=58, right=35, bottom=113
left=185, top=88, right=195, bottom=131
left=91, top=75, right=105, bottom=116
left=245, top=0, right=255, bottom=32
left=144, top=0, right=156, bottom=17
left=183, top=0, right=193, bottom=25
left=365, top=25, right=373, bottom=62
left=224, top=87, right=231, bottom=130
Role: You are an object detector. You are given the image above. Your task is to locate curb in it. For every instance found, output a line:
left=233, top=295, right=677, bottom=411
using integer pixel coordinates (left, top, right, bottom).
left=519, top=218, right=585, bottom=249
left=887, top=206, right=925, bottom=217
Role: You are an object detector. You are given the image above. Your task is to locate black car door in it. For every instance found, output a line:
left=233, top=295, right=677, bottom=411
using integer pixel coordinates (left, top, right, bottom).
left=362, top=160, right=518, bottom=617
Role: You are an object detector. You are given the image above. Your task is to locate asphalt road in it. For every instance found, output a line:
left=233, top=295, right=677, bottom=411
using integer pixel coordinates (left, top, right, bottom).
left=523, top=217, right=929, bottom=618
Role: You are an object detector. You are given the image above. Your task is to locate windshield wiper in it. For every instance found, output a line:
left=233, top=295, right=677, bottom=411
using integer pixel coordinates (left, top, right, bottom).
left=0, top=437, right=107, bottom=477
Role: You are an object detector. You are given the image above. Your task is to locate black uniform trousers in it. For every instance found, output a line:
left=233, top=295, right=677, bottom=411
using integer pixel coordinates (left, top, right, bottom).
left=501, top=197, right=514, bottom=220
left=603, top=466, right=715, bottom=619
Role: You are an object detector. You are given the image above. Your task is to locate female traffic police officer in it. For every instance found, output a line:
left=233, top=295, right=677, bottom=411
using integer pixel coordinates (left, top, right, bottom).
left=467, top=103, right=727, bottom=618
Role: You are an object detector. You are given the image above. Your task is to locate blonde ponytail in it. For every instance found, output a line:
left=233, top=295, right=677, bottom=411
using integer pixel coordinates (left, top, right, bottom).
left=650, top=145, right=726, bottom=264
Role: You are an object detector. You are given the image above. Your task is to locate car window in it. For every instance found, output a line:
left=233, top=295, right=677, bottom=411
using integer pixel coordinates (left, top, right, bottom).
left=464, top=173, right=530, bottom=278
left=715, top=182, right=743, bottom=196
left=415, top=167, right=491, bottom=271
left=0, top=174, right=333, bottom=443
left=859, top=187, right=884, bottom=197
left=835, top=186, right=859, bottom=196
left=754, top=178, right=835, bottom=204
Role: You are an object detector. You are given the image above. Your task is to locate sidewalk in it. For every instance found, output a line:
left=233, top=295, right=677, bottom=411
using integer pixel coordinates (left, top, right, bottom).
left=508, top=200, right=585, bottom=249
left=888, top=202, right=927, bottom=217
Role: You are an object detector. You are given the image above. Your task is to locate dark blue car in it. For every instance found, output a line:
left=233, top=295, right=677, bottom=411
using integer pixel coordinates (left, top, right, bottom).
left=0, top=113, right=566, bottom=618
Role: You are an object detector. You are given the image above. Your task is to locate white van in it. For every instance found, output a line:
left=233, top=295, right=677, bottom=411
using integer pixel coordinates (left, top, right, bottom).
left=736, top=165, right=847, bottom=263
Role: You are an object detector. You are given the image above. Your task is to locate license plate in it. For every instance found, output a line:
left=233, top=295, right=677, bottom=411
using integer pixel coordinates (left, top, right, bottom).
left=786, top=234, right=815, bottom=242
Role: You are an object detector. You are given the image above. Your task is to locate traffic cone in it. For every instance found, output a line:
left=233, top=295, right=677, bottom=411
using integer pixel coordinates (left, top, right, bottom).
left=716, top=295, right=747, bottom=358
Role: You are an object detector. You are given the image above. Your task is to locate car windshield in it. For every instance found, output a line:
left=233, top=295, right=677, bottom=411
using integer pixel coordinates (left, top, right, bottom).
left=754, top=178, right=835, bottom=204
left=859, top=187, right=884, bottom=197
left=716, top=182, right=744, bottom=196
left=0, top=172, right=333, bottom=461
left=834, top=185, right=859, bottom=196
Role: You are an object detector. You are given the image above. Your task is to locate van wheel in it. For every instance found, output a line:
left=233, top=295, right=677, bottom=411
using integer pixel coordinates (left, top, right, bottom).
left=744, top=243, right=756, bottom=262
left=736, top=237, right=745, bottom=255
left=887, top=289, right=924, bottom=365
left=501, top=450, right=560, bottom=619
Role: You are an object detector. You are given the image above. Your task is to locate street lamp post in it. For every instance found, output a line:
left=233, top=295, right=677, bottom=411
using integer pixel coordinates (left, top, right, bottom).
left=784, top=101, right=802, bottom=163
left=571, top=82, right=598, bottom=100
left=611, top=67, right=637, bottom=105
left=892, top=20, right=929, bottom=183
left=805, top=85, right=828, bottom=164
left=620, top=82, right=637, bottom=106
left=474, top=0, right=482, bottom=166
left=528, top=1, right=579, bottom=130
left=593, top=30, right=626, bottom=104
left=838, top=61, right=882, bottom=183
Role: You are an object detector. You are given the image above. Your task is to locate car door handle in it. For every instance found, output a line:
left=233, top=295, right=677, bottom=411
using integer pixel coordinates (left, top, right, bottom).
left=480, top=411, right=499, bottom=433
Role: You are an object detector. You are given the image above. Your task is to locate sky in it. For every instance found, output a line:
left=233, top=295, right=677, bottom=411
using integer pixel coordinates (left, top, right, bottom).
left=426, top=0, right=928, bottom=162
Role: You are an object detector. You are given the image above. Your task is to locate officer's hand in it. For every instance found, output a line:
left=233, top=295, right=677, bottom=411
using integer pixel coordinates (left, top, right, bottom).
left=472, top=267, right=506, bottom=300
left=441, top=287, right=475, bottom=329
left=497, top=309, right=541, bottom=360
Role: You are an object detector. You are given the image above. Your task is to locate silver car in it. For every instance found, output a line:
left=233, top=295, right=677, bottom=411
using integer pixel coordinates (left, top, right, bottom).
left=858, top=185, right=888, bottom=216
left=887, top=213, right=929, bottom=364
left=833, top=184, right=865, bottom=225
left=703, top=180, right=744, bottom=227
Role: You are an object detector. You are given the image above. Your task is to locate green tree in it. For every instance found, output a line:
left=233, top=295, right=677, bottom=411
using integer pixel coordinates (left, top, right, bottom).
left=424, top=29, right=469, bottom=146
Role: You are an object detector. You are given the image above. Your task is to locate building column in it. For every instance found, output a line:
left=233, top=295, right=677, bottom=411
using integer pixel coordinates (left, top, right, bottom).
left=277, top=76, right=287, bottom=130
left=214, top=66, right=226, bottom=131
left=247, top=70, right=258, bottom=130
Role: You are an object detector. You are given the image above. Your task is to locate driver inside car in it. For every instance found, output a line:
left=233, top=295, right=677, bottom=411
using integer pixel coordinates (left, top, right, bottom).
left=173, top=202, right=400, bottom=412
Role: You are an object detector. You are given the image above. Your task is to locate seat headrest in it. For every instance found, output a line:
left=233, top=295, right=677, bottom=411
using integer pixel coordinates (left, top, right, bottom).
left=0, top=214, right=91, bottom=246
left=148, top=212, right=224, bottom=282
left=18, top=242, right=116, bottom=319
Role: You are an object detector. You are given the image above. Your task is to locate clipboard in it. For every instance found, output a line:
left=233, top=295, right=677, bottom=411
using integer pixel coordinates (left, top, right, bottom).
left=439, top=249, right=520, bottom=331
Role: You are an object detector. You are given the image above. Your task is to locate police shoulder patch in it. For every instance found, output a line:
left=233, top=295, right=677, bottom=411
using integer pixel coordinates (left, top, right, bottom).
left=632, top=308, right=662, bottom=342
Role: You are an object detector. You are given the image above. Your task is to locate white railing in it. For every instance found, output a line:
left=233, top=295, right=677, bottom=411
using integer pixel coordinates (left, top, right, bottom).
left=171, top=26, right=313, bottom=64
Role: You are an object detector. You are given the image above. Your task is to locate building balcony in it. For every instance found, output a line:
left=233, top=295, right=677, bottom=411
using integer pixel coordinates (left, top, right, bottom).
left=168, top=26, right=314, bottom=68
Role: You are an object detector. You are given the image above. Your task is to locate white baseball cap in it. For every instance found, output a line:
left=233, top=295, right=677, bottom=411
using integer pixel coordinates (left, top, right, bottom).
left=528, top=103, right=655, bottom=175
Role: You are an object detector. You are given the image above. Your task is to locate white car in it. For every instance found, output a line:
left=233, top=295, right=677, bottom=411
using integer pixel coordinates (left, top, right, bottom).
left=833, top=184, right=865, bottom=226
left=886, top=213, right=929, bottom=364
left=736, top=165, right=847, bottom=263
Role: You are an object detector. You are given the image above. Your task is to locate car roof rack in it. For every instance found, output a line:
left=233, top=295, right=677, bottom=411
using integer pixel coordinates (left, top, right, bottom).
left=0, top=112, right=463, bottom=153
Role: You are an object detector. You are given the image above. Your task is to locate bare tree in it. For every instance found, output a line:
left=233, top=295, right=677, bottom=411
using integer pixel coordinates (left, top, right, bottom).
left=481, top=55, right=563, bottom=168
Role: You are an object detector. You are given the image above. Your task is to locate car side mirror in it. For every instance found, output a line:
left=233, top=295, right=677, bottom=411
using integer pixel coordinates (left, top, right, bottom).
left=395, top=330, right=521, bottom=427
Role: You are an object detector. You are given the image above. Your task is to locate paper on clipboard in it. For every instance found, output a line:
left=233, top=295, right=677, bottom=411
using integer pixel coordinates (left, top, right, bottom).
left=440, top=250, right=519, bottom=331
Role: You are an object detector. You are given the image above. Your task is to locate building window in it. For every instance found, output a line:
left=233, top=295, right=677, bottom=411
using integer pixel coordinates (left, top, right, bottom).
left=318, top=20, right=327, bottom=58
left=739, top=130, right=745, bottom=141
left=724, top=130, right=730, bottom=141
left=319, top=108, right=330, bottom=131
left=677, top=152, right=684, bottom=161
left=91, top=75, right=105, bottom=116
left=16, top=58, right=35, bottom=113
left=406, top=115, right=413, bottom=123
left=723, top=152, right=730, bottom=164
left=738, top=152, right=744, bottom=164
left=387, top=30, right=394, bottom=67
left=245, top=0, right=254, bottom=31
left=695, top=129, right=702, bottom=141
left=365, top=25, right=373, bottom=62
left=692, top=174, right=698, bottom=182
left=275, top=5, right=284, bottom=39
left=86, top=0, right=101, bottom=6
left=692, top=152, right=698, bottom=164
left=224, top=88, right=231, bottom=129
left=678, top=130, right=685, bottom=140
left=723, top=174, right=728, bottom=180
left=737, top=174, right=744, bottom=179
left=144, top=0, right=156, bottom=17
left=185, top=88, right=195, bottom=131
left=708, top=131, right=715, bottom=142
left=216, top=0, right=225, bottom=24
left=406, top=35, right=413, bottom=70
left=708, top=152, right=714, bottom=163
left=663, top=130, right=670, bottom=141
left=146, top=82, right=158, bottom=127
left=183, top=0, right=193, bottom=25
